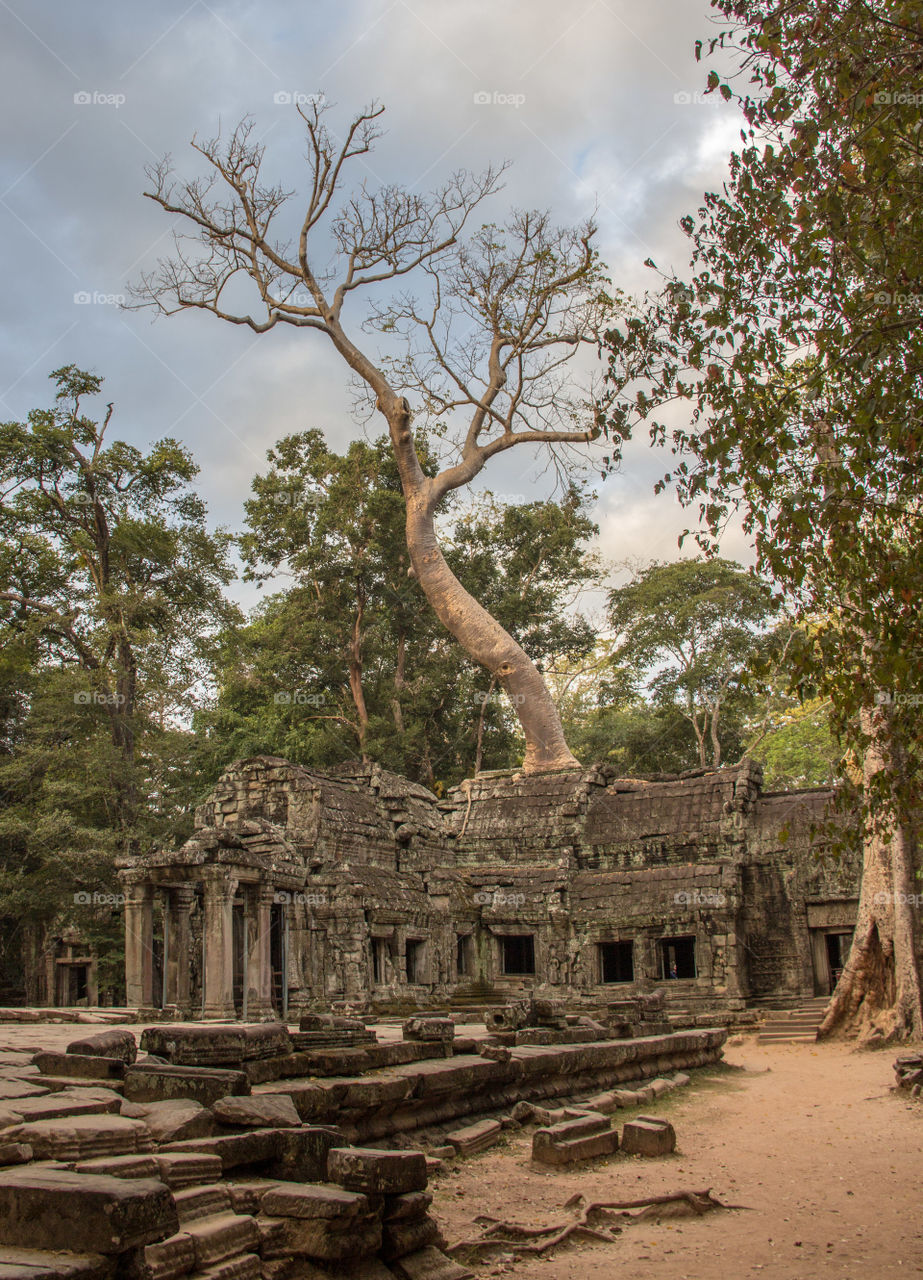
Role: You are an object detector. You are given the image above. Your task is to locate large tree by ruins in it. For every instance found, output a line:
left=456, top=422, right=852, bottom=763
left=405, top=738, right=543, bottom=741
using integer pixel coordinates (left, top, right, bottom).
left=604, top=0, right=923, bottom=1040
left=130, top=106, right=613, bottom=774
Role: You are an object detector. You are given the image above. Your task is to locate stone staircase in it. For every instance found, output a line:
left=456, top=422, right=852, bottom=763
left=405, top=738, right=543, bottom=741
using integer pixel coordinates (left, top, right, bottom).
left=756, top=997, right=829, bottom=1044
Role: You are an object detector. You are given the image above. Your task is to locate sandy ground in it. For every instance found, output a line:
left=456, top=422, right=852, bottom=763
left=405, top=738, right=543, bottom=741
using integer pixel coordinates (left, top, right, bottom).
left=429, top=1038, right=923, bottom=1280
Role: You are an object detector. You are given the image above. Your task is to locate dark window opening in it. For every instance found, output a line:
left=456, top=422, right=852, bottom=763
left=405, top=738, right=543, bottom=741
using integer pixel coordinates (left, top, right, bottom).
left=405, top=938, right=425, bottom=983
left=501, top=934, right=535, bottom=975
left=599, top=940, right=634, bottom=983
left=456, top=934, right=473, bottom=977
left=659, top=935, right=697, bottom=979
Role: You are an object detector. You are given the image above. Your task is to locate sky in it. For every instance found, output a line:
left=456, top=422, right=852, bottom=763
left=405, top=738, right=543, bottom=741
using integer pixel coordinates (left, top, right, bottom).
left=0, top=0, right=751, bottom=616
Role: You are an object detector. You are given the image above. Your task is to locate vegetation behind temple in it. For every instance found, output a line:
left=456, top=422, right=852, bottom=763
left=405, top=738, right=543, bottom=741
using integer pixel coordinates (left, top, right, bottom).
left=0, top=372, right=840, bottom=1003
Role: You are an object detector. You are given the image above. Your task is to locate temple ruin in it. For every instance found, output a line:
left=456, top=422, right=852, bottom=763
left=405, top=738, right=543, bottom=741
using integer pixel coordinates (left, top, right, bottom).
left=117, top=755, right=860, bottom=1021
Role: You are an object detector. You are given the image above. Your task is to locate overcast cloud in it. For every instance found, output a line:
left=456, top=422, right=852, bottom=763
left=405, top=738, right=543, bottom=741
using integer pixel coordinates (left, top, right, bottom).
left=0, top=0, right=751, bottom=612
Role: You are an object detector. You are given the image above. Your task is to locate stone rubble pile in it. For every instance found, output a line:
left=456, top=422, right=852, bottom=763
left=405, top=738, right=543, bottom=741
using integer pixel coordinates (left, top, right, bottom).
left=894, top=1052, right=923, bottom=1098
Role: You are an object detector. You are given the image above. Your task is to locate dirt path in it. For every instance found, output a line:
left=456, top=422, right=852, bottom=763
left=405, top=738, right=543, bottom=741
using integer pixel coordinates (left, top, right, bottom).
left=430, top=1038, right=923, bottom=1279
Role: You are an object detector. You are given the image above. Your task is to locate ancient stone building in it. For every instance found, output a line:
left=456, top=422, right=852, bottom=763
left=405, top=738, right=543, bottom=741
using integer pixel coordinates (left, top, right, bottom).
left=118, top=755, right=861, bottom=1020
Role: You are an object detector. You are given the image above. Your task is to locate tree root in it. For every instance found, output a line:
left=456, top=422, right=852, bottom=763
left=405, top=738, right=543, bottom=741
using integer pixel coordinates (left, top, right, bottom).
left=448, top=1187, right=747, bottom=1261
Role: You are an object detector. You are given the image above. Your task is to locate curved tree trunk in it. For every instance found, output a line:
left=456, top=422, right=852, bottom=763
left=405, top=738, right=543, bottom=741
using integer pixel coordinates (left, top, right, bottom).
left=818, top=703, right=923, bottom=1043
left=403, top=495, right=579, bottom=775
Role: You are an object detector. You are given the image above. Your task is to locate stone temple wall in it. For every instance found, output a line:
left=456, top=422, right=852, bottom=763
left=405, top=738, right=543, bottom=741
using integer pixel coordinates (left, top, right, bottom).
left=119, top=755, right=860, bottom=1019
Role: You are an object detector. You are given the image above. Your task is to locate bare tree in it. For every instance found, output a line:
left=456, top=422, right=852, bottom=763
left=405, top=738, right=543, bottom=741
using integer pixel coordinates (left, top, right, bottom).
left=129, top=104, right=612, bottom=773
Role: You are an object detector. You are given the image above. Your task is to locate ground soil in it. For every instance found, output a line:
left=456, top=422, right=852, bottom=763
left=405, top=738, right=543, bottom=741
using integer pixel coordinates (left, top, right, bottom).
left=429, top=1037, right=923, bottom=1279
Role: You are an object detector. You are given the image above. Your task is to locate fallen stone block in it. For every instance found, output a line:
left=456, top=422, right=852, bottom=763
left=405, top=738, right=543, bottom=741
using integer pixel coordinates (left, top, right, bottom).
left=139, top=1024, right=291, bottom=1068
left=671, top=1072, right=691, bottom=1087
left=444, top=1119, right=502, bottom=1157
left=129, top=1230, right=196, bottom=1280
left=153, top=1152, right=223, bottom=1189
left=72, top=1154, right=160, bottom=1179
left=0, top=1248, right=114, bottom=1280
left=380, top=1215, right=444, bottom=1261
left=534, top=1111, right=610, bottom=1144
left=531, top=1128, right=619, bottom=1166
left=212, top=1095, right=300, bottom=1130
left=224, top=1182, right=278, bottom=1215
left=33, top=1053, right=126, bottom=1082
left=261, top=1183, right=370, bottom=1220
left=173, top=1184, right=231, bottom=1223
left=194, top=1255, right=260, bottom=1280
left=391, top=1246, right=475, bottom=1280
left=0, top=1169, right=178, bottom=1254
left=159, top=1129, right=283, bottom=1171
left=620, top=1118, right=676, bottom=1157
left=124, top=1066, right=249, bottom=1108
left=402, top=1018, right=454, bottom=1045
left=0, top=1104, right=24, bottom=1128
left=0, top=1143, right=32, bottom=1167
left=66, top=1030, right=136, bottom=1065
left=6, top=1092, right=122, bottom=1123
left=383, top=1192, right=433, bottom=1222
left=327, top=1147, right=428, bottom=1195
left=259, top=1211, right=382, bottom=1263
left=184, top=1212, right=260, bottom=1268
left=1, top=1115, right=154, bottom=1162
left=427, top=1146, right=454, bottom=1161
left=611, top=1089, right=644, bottom=1107
left=0, top=1080, right=50, bottom=1101
left=478, top=1044, right=511, bottom=1063
left=140, top=1100, right=215, bottom=1144
left=648, top=1078, right=675, bottom=1097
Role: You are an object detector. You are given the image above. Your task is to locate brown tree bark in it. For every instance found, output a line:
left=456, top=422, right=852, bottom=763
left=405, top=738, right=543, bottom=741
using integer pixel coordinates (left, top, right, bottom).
left=818, top=702, right=923, bottom=1043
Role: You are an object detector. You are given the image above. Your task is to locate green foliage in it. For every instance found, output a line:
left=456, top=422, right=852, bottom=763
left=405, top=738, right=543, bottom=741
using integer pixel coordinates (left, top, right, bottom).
left=199, top=433, right=601, bottom=789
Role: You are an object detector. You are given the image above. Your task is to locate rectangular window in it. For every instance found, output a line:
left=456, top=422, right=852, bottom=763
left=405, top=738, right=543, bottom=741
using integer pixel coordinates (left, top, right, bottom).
left=659, top=935, right=697, bottom=980
left=501, top=934, right=535, bottom=975
left=456, top=934, right=473, bottom=977
left=599, top=940, right=634, bottom=983
left=371, top=938, right=388, bottom=985
left=405, top=938, right=426, bottom=983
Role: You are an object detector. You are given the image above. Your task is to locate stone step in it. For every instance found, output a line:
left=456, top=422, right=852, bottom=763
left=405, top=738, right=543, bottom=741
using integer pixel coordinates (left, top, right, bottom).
left=154, top=1153, right=224, bottom=1189
left=3, top=1093, right=122, bottom=1124
left=72, top=1154, right=160, bottom=1179
left=0, top=1247, right=114, bottom=1280
left=174, top=1185, right=232, bottom=1223
left=193, top=1254, right=261, bottom=1280
left=1, top=1116, right=154, bottom=1162
left=182, top=1213, right=260, bottom=1269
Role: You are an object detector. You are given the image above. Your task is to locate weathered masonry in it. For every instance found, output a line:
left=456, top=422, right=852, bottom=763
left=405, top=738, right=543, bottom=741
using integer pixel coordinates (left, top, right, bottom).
left=118, top=755, right=860, bottom=1019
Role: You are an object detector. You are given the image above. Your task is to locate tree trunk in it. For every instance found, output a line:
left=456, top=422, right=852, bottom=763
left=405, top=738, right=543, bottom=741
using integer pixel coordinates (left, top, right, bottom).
left=404, top=495, right=579, bottom=774
left=347, top=596, right=370, bottom=762
left=474, top=674, right=498, bottom=776
left=818, top=703, right=923, bottom=1043
left=391, top=633, right=406, bottom=734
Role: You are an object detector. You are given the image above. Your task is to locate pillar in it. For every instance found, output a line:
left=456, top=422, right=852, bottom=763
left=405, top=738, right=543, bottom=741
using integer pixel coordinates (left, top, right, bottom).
left=201, top=870, right=238, bottom=1019
left=123, top=881, right=154, bottom=1009
left=246, top=883, right=276, bottom=1021
left=163, top=886, right=196, bottom=1013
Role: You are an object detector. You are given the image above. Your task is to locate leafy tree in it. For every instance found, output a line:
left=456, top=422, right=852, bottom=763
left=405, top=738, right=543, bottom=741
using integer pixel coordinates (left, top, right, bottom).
left=606, top=558, right=780, bottom=767
left=603, top=1, right=923, bottom=1039
left=0, top=367, right=237, bottom=999
left=200, top=433, right=601, bottom=788
left=131, top=104, right=614, bottom=773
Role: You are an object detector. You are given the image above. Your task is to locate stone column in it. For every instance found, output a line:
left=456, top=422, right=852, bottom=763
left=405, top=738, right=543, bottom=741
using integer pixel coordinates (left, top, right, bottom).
left=123, top=881, right=154, bottom=1009
left=201, top=870, right=238, bottom=1020
left=246, top=883, right=276, bottom=1021
left=167, top=886, right=196, bottom=1013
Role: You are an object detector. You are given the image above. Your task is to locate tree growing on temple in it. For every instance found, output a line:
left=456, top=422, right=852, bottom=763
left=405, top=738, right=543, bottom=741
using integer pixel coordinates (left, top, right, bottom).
left=130, top=104, right=614, bottom=773
left=603, top=1, right=923, bottom=1040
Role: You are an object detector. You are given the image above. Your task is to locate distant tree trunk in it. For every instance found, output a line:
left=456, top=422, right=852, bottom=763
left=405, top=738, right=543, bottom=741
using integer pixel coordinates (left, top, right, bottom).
left=474, top=674, right=498, bottom=776
left=347, top=591, right=370, bottom=761
left=391, top=633, right=406, bottom=734
left=818, top=703, right=923, bottom=1042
